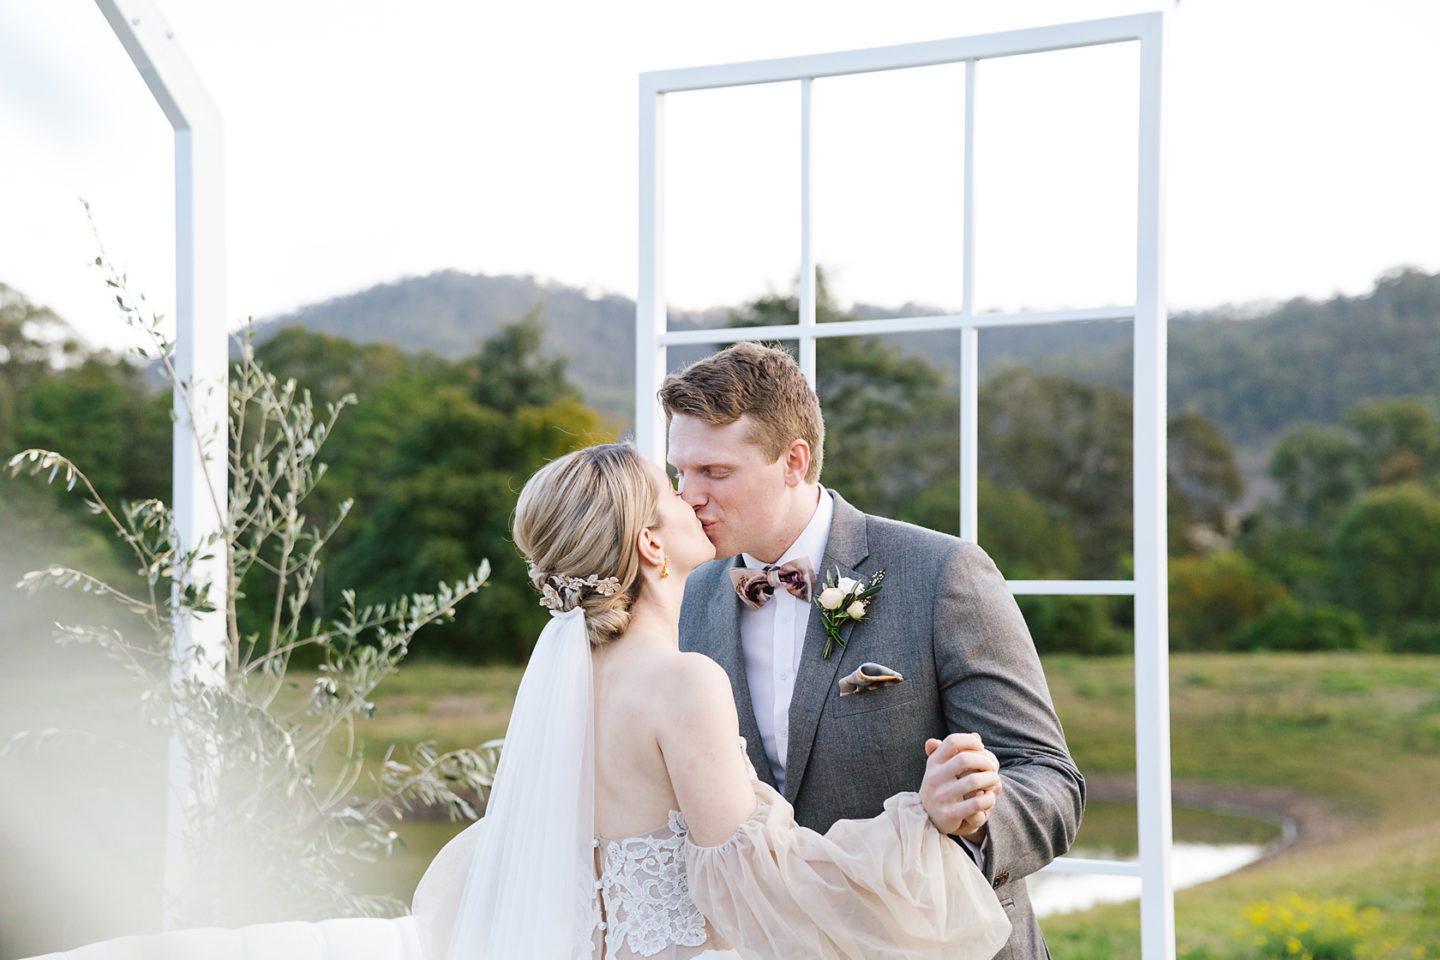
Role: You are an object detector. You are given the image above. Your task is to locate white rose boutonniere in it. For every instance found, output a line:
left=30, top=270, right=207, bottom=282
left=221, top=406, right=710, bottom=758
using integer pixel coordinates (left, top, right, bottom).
left=815, top=567, right=886, bottom=659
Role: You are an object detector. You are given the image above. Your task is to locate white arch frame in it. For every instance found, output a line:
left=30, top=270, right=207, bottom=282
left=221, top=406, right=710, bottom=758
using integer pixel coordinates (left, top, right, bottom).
left=636, top=13, right=1174, bottom=959
left=93, top=0, right=228, bottom=920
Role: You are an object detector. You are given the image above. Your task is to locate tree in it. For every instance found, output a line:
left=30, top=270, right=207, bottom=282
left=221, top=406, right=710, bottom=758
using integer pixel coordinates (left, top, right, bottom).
left=233, top=316, right=618, bottom=662
left=251, top=325, right=417, bottom=411
left=971, top=477, right=1081, bottom=578
left=249, top=327, right=459, bottom=600
left=978, top=368, right=1134, bottom=575
left=979, top=370, right=1242, bottom=573
left=1035, top=268, right=1440, bottom=451
left=1244, top=397, right=1440, bottom=613
left=1169, top=410, right=1244, bottom=551
left=14, top=356, right=170, bottom=504
left=1343, top=396, right=1440, bottom=487
left=1330, top=483, right=1440, bottom=639
left=336, top=315, right=613, bottom=661
left=0, top=283, right=83, bottom=388
left=1, top=285, right=170, bottom=623
left=1267, top=423, right=1367, bottom=531
left=1232, top=510, right=1333, bottom=605
left=3, top=283, right=168, bottom=504
left=816, top=332, right=960, bottom=532
left=1168, top=551, right=1289, bottom=651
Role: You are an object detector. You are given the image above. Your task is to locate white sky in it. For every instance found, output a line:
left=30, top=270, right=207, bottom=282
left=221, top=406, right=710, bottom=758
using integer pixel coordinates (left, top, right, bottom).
left=1, top=0, right=1437, bottom=353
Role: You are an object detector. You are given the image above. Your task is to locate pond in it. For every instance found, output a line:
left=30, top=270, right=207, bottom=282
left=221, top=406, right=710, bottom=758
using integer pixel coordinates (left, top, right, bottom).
left=357, top=799, right=1289, bottom=917
left=1029, top=800, right=1289, bottom=917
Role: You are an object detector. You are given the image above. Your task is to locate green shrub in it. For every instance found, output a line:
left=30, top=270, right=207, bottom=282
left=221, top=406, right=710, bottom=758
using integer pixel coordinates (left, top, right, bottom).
left=1020, top=594, right=1128, bottom=655
left=1227, top=601, right=1365, bottom=652
left=1171, top=550, right=1291, bottom=651
left=1331, top=484, right=1440, bottom=636
left=1393, top=620, right=1440, bottom=654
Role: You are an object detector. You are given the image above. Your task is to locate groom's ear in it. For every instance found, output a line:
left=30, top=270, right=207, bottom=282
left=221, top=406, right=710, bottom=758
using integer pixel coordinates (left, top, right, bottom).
left=782, top=438, right=811, bottom=487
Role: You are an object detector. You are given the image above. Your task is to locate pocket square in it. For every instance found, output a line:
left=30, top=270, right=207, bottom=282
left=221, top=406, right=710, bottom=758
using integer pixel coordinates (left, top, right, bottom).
left=838, top=661, right=905, bottom=696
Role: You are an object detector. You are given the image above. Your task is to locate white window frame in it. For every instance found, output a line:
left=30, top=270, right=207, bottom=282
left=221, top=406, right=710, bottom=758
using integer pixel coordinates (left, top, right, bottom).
left=93, top=0, right=228, bottom=922
left=635, top=13, right=1174, bottom=959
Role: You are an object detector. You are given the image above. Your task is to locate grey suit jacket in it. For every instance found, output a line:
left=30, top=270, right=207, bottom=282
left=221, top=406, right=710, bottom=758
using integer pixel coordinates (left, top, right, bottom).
left=679, top=490, right=1084, bottom=960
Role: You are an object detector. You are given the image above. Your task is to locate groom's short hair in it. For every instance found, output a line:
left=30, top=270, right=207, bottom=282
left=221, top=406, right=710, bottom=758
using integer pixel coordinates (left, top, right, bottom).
left=659, top=341, right=824, bottom=483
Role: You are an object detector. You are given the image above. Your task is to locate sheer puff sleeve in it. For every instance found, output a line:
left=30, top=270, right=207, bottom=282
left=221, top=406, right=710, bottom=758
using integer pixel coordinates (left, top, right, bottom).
left=684, top=778, right=1011, bottom=960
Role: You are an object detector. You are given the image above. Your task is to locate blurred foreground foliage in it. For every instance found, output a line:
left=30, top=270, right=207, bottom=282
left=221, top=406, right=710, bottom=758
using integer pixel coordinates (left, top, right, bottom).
left=2, top=256, right=524, bottom=925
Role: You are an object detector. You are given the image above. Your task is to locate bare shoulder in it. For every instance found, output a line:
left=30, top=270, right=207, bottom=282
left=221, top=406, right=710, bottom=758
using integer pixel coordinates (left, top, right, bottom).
left=657, top=651, right=734, bottom=708
left=644, top=651, right=739, bottom=740
left=654, top=655, right=754, bottom=845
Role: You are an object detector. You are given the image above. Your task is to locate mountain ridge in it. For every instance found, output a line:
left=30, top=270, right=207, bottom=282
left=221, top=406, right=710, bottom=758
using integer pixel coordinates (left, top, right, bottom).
left=250, top=266, right=1440, bottom=486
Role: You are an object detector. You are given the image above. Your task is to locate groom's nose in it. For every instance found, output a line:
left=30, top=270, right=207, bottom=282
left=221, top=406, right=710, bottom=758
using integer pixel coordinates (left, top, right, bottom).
left=678, top=478, right=705, bottom=509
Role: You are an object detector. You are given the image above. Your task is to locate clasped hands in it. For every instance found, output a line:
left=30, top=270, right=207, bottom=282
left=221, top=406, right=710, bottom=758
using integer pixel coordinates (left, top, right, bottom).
left=919, top=732, right=1002, bottom=842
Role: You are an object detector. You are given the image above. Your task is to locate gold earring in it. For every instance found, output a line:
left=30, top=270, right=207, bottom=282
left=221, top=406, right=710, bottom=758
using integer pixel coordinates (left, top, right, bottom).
left=660, top=554, right=670, bottom=580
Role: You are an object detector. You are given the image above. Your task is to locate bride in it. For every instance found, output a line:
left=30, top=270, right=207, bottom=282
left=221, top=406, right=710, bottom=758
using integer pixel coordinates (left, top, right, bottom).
left=411, top=443, right=1010, bottom=960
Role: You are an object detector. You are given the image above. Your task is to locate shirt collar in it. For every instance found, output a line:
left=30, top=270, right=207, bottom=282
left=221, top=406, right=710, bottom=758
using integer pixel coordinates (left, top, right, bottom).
left=741, top=486, right=834, bottom=571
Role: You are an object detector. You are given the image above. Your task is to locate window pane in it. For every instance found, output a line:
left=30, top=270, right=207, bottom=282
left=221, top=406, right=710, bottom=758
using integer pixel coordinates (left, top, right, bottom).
left=815, top=330, right=961, bottom=531
left=978, top=319, right=1134, bottom=578
left=972, top=42, right=1140, bottom=313
left=811, top=63, right=966, bottom=319
left=664, top=82, right=801, bottom=330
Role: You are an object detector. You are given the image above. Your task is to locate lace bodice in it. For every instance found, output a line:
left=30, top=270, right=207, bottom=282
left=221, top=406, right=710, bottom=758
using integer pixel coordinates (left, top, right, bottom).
left=582, top=738, right=759, bottom=959
left=592, top=810, right=728, bottom=959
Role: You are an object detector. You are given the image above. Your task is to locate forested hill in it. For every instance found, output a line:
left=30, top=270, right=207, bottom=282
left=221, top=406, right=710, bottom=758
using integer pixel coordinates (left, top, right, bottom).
left=255, top=266, right=1440, bottom=454
left=253, top=271, right=724, bottom=427
left=1031, top=267, right=1440, bottom=450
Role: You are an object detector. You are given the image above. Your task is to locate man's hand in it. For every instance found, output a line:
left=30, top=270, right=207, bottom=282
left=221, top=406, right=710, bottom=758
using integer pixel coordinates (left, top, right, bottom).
left=920, top=732, right=1002, bottom=841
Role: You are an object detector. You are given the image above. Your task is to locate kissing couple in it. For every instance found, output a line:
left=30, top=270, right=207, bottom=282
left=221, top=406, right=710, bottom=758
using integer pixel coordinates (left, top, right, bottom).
left=412, top=342, right=1084, bottom=960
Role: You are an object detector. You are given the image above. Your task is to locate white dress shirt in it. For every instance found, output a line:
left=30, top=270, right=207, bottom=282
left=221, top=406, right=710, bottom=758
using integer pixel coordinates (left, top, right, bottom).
left=736, top=488, right=989, bottom=868
left=739, top=487, right=835, bottom=795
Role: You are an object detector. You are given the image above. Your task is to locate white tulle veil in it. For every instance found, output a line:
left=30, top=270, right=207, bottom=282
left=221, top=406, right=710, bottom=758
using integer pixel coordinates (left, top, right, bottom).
left=411, top=606, right=596, bottom=960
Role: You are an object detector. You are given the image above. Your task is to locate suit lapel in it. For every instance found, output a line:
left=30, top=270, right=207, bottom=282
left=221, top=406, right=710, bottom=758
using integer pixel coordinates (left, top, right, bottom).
left=698, top=557, right=775, bottom=789
left=783, top=491, right=871, bottom=805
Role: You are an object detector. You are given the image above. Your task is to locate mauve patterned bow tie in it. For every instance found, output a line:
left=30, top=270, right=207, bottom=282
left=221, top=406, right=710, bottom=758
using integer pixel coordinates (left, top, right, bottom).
left=730, top=558, right=815, bottom=610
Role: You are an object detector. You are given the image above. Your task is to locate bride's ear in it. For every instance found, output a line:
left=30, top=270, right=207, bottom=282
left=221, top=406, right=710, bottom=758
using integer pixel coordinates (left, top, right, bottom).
left=636, top=526, right=665, bottom=572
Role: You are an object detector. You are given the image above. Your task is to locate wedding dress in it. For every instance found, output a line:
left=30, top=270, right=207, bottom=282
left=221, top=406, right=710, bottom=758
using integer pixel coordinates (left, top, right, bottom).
left=411, top=608, right=1010, bottom=960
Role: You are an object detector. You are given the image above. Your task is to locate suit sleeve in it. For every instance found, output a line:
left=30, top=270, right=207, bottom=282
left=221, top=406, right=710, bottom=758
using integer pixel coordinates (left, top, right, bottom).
left=932, top=540, right=1085, bottom=887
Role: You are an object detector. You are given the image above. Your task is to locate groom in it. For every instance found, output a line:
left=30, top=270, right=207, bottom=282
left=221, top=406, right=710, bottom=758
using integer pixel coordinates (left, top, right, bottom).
left=662, top=342, right=1083, bottom=960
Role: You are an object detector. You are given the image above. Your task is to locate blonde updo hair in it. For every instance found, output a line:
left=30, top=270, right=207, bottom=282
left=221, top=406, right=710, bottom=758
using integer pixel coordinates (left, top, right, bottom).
left=513, top=443, right=661, bottom=647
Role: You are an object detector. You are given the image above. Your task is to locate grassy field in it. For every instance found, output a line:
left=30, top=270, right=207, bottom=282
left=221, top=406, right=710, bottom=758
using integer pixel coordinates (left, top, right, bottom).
left=346, top=652, right=1440, bottom=959
left=1037, top=653, right=1440, bottom=959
